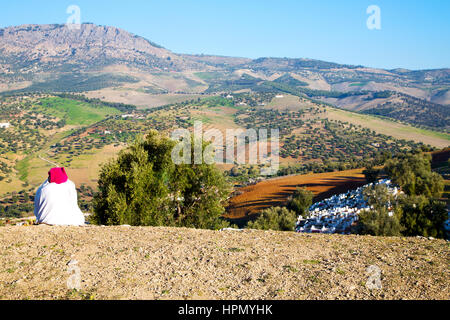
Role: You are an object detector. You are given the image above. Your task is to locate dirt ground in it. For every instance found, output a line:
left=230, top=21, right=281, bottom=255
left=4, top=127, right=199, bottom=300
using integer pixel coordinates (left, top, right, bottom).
left=0, top=225, right=448, bottom=300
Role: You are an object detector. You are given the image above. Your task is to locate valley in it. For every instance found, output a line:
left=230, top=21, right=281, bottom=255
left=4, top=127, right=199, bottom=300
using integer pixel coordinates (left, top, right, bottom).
left=0, top=91, right=447, bottom=222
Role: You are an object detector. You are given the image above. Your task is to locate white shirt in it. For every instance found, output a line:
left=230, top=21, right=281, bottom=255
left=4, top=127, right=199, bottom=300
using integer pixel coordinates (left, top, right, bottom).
left=34, top=179, right=85, bottom=226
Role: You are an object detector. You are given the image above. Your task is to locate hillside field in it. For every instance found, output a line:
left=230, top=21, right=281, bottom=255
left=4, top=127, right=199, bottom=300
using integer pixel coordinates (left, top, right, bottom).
left=36, top=97, right=121, bottom=125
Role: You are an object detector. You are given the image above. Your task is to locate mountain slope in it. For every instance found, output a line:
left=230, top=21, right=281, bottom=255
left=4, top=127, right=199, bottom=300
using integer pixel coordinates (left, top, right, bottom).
left=321, top=91, right=450, bottom=130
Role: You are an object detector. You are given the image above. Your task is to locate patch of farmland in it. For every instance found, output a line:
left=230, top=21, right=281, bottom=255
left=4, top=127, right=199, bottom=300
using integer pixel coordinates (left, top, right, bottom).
left=36, top=97, right=121, bottom=126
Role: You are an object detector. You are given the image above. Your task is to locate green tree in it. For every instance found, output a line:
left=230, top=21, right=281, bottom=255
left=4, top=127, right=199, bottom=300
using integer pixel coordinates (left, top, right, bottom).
left=364, top=184, right=393, bottom=211
left=247, top=207, right=297, bottom=231
left=92, top=130, right=231, bottom=229
left=398, top=195, right=447, bottom=238
left=287, top=188, right=314, bottom=218
left=353, top=184, right=403, bottom=236
left=384, top=152, right=444, bottom=198
left=355, top=210, right=403, bottom=237
left=363, top=165, right=381, bottom=183
left=383, top=152, right=447, bottom=238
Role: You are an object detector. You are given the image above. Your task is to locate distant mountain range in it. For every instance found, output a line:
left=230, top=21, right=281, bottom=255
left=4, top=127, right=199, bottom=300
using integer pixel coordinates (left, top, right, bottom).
left=0, top=23, right=448, bottom=129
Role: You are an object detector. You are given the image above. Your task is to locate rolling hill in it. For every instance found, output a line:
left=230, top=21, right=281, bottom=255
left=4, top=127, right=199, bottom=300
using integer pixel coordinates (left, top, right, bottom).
left=0, top=23, right=449, bottom=130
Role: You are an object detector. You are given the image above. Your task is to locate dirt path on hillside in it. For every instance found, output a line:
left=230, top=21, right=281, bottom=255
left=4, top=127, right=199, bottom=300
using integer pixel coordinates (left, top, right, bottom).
left=38, top=153, right=59, bottom=167
left=0, top=226, right=448, bottom=300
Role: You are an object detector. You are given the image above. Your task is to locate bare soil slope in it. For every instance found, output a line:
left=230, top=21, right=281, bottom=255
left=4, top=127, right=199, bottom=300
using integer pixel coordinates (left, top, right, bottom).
left=0, top=226, right=448, bottom=300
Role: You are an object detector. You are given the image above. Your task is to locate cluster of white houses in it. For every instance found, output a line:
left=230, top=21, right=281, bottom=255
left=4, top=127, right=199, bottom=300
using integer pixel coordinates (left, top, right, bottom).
left=296, top=179, right=400, bottom=234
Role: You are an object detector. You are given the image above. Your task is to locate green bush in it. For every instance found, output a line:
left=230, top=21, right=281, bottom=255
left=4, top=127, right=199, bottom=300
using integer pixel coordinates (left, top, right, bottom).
left=356, top=152, right=448, bottom=238
left=92, top=130, right=231, bottom=229
left=384, top=152, right=444, bottom=198
left=247, top=207, right=297, bottom=231
left=354, top=209, right=403, bottom=237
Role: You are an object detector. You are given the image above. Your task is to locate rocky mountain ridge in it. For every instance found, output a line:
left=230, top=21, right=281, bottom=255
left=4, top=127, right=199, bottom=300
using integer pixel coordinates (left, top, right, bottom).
left=0, top=23, right=201, bottom=73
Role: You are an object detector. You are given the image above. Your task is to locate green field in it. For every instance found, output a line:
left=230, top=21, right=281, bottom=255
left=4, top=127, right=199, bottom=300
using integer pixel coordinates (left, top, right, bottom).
left=36, top=97, right=121, bottom=126
left=349, top=82, right=369, bottom=87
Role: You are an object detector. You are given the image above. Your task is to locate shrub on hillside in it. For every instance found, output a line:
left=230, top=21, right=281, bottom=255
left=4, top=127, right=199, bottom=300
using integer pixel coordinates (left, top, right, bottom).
left=352, top=184, right=404, bottom=236
left=384, top=152, right=444, bottom=198
left=287, top=188, right=314, bottom=218
left=247, top=207, right=297, bottom=231
left=398, top=195, right=447, bottom=239
left=356, top=152, right=448, bottom=238
left=92, top=130, right=231, bottom=229
left=384, top=152, right=447, bottom=238
left=354, top=210, right=403, bottom=236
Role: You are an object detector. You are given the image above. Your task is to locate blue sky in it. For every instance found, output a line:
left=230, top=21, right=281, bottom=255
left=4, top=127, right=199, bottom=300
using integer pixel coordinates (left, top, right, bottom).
left=1, top=0, right=449, bottom=70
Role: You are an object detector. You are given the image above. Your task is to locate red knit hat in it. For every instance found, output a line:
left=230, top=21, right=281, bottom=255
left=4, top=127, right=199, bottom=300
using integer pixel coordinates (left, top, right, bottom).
left=48, top=167, right=68, bottom=184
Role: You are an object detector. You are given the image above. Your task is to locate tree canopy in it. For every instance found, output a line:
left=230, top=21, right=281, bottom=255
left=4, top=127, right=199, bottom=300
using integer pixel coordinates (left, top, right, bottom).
left=287, top=187, right=314, bottom=218
left=92, top=130, right=231, bottom=229
left=384, top=152, right=444, bottom=198
left=353, top=184, right=403, bottom=237
left=356, top=152, right=447, bottom=238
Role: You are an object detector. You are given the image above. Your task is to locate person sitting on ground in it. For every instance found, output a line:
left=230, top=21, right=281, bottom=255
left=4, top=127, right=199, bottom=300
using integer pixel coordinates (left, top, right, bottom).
left=34, top=167, right=85, bottom=226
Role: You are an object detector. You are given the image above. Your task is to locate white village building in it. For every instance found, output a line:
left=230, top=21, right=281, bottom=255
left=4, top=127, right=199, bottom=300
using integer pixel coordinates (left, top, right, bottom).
left=296, top=179, right=400, bottom=235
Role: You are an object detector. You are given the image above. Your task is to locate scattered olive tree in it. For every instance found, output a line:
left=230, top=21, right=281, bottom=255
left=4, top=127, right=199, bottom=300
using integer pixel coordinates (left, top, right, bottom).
left=352, top=184, right=403, bottom=236
left=247, top=207, right=297, bottom=231
left=287, top=187, right=314, bottom=218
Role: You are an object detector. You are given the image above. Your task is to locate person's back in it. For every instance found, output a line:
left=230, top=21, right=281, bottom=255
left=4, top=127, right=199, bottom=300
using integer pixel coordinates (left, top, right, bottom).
left=34, top=168, right=85, bottom=226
